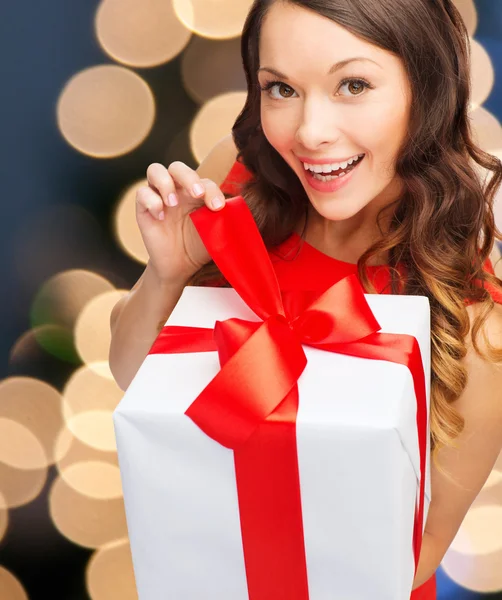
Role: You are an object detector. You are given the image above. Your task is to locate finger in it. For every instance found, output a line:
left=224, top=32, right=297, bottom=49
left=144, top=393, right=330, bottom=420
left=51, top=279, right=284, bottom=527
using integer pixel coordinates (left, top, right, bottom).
left=136, top=186, right=165, bottom=221
left=167, top=161, right=207, bottom=201
left=146, top=163, right=178, bottom=209
left=199, top=178, right=226, bottom=211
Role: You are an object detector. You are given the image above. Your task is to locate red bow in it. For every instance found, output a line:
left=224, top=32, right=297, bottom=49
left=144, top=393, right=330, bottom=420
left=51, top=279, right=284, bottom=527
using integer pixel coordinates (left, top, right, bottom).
left=149, top=196, right=427, bottom=600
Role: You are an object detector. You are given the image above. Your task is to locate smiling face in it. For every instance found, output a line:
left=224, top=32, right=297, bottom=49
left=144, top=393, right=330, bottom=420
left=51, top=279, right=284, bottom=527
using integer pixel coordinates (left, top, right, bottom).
left=257, top=1, right=412, bottom=229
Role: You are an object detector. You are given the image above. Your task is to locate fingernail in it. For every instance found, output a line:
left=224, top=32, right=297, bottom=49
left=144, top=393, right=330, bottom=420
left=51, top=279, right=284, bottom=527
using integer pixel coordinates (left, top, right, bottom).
left=168, top=193, right=178, bottom=207
left=211, top=197, right=224, bottom=210
left=193, top=183, right=204, bottom=197
left=158, top=210, right=165, bottom=220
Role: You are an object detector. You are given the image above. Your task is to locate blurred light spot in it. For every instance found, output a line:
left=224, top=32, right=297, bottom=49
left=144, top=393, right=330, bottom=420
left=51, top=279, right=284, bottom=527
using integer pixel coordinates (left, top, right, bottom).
left=114, top=179, right=148, bottom=264
left=67, top=410, right=117, bottom=452
left=0, top=492, right=8, bottom=543
left=31, top=270, right=115, bottom=330
left=450, top=505, right=502, bottom=556
left=0, top=419, right=47, bottom=470
left=57, top=65, right=155, bottom=158
left=49, top=474, right=128, bottom=548
left=26, top=270, right=114, bottom=362
left=470, top=106, right=502, bottom=154
left=0, top=461, right=47, bottom=509
left=9, top=324, right=76, bottom=368
left=63, top=364, right=124, bottom=422
left=190, top=91, right=246, bottom=163
left=483, top=470, right=502, bottom=490
left=9, top=325, right=80, bottom=365
left=453, top=0, right=477, bottom=36
left=14, top=205, right=108, bottom=292
left=61, top=461, right=122, bottom=500
left=87, top=538, right=138, bottom=600
left=495, top=185, right=502, bottom=239
left=0, top=377, right=63, bottom=466
left=173, top=0, right=253, bottom=39
left=74, top=290, right=128, bottom=366
left=181, top=36, right=246, bottom=104
left=442, top=545, right=502, bottom=593
left=55, top=426, right=118, bottom=473
left=0, top=567, right=28, bottom=600
left=469, top=38, right=494, bottom=111
left=95, top=0, right=191, bottom=67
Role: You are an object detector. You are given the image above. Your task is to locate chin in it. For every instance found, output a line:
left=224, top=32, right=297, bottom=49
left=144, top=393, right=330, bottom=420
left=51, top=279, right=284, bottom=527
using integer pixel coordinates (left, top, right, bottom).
left=307, top=195, right=371, bottom=222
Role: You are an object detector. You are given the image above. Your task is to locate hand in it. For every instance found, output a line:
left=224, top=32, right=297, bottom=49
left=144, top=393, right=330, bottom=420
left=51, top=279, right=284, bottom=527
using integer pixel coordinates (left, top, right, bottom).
left=135, top=161, right=227, bottom=285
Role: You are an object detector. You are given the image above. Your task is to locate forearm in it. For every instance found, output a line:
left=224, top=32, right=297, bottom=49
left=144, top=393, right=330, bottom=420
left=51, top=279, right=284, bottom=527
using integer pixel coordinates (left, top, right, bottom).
left=109, top=262, right=186, bottom=391
left=412, top=531, right=444, bottom=590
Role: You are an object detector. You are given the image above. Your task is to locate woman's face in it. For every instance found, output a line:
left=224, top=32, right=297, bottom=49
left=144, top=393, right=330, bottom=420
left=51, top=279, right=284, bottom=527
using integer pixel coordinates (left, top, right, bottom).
left=257, top=1, right=412, bottom=225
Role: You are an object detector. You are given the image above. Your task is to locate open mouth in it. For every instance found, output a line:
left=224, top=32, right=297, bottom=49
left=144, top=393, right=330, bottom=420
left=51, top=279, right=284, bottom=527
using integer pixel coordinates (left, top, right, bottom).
left=307, top=154, right=365, bottom=181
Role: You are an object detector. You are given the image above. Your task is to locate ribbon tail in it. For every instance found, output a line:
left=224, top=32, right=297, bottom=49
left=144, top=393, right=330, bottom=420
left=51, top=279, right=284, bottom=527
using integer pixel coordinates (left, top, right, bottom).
left=235, top=387, right=310, bottom=600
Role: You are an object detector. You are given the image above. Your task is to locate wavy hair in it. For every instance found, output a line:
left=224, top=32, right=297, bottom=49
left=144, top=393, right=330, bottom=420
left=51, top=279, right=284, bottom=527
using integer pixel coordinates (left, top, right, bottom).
left=192, top=0, right=502, bottom=478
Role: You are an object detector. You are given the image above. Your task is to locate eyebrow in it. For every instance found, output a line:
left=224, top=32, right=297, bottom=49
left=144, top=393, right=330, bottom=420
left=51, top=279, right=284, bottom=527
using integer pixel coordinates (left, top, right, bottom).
left=258, top=57, right=382, bottom=79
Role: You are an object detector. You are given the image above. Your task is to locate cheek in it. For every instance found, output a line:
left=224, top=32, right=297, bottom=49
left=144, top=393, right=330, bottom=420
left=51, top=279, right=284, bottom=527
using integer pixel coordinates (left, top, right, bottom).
left=356, top=101, right=410, bottom=160
left=261, top=106, right=297, bottom=150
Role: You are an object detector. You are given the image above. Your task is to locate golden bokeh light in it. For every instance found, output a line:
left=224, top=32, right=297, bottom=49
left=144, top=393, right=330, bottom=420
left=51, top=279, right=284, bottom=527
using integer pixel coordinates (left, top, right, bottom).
left=495, top=185, right=502, bottom=237
left=483, top=470, right=502, bottom=490
left=0, top=377, right=63, bottom=466
left=453, top=0, right=478, bottom=36
left=61, top=461, right=123, bottom=500
left=0, top=491, right=8, bottom=543
left=0, top=419, right=47, bottom=470
left=49, top=474, right=128, bottom=548
left=173, top=0, right=253, bottom=40
left=67, top=410, right=117, bottom=452
left=450, top=505, right=502, bottom=556
left=55, top=425, right=119, bottom=472
left=470, top=106, right=502, bottom=154
left=114, top=179, right=149, bottom=264
left=470, top=38, right=494, bottom=110
left=0, top=567, right=29, bottom=600
left=491, top=243, right=502, bottom=279
left=181, top=36, right=246, bottom=104
left=87, top=538, right=138, bottom=600
left=31, top=270, right=115, bottom=330
left=74, top=289, right=129, bottom=366
left=95, top=0, right=191, bottom=67
left=442, top=546, right=502, bottom=594
left=57, top=65, right=155, bottom=158
left=441, top=503, right=502, bottom=592
left=63, top=363, right=124, bottom=422
left=190, top=91, right=246, bottom=163
left=0, top=461, right=47, bottom=509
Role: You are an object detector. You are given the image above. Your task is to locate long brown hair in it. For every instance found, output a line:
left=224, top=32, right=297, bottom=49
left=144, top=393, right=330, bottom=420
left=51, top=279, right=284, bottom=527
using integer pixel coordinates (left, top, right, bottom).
left=192, top=0, right=502, bottom=477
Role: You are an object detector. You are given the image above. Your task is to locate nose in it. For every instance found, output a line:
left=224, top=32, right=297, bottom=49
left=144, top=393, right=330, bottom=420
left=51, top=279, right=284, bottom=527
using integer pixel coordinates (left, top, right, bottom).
left=294, top=98, right=341, bottom=150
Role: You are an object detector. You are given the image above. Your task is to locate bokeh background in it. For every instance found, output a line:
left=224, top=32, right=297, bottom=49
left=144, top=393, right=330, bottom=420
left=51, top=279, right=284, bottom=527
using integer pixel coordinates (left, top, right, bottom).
left=0, top=0, right=501, bottom=598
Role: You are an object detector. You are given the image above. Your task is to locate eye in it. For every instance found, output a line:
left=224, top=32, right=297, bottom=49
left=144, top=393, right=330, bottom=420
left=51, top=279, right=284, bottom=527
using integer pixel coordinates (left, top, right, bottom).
left=259, top=80, right=297, bottom=100
left=338, top=78, right=373, bottom=97
left=259, top=77, right=373, bottom=101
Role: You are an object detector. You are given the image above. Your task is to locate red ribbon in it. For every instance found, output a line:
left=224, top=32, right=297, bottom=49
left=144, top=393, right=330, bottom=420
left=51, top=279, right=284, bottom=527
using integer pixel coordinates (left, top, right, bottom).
left=149, top=196, right=427, bottom=599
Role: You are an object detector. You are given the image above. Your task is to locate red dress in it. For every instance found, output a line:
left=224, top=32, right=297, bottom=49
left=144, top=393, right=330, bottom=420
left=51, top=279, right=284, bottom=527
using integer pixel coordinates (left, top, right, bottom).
left=220, top=159, right=502, bottom=600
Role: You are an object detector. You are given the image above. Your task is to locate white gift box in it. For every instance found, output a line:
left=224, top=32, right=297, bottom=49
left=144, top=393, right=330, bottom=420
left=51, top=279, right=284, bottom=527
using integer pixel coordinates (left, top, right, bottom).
left=113, top=286, right=431, bottom=600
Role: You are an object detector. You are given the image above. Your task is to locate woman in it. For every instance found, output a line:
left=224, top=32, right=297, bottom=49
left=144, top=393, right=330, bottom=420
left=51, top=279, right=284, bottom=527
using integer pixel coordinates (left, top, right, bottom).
left=109, top=1, right=502, bottom=598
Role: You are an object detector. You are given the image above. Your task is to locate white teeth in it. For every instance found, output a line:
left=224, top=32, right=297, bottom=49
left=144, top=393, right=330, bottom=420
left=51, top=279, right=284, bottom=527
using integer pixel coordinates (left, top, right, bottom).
left=302, top=153, right=364, bottom=174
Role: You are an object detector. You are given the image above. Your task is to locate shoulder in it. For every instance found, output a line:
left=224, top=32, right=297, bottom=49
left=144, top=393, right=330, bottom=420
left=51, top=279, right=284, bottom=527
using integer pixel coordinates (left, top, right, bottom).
left=461, top=300, right=502, bottom=426
left=196, top=133, right=239, bottom=187
left=465, top=299, right=502, bottom=356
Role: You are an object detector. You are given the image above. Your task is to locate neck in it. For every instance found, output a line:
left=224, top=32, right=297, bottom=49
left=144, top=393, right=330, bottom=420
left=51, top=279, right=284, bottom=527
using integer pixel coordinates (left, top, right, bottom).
left=297, top=183, right=402, bottom=266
